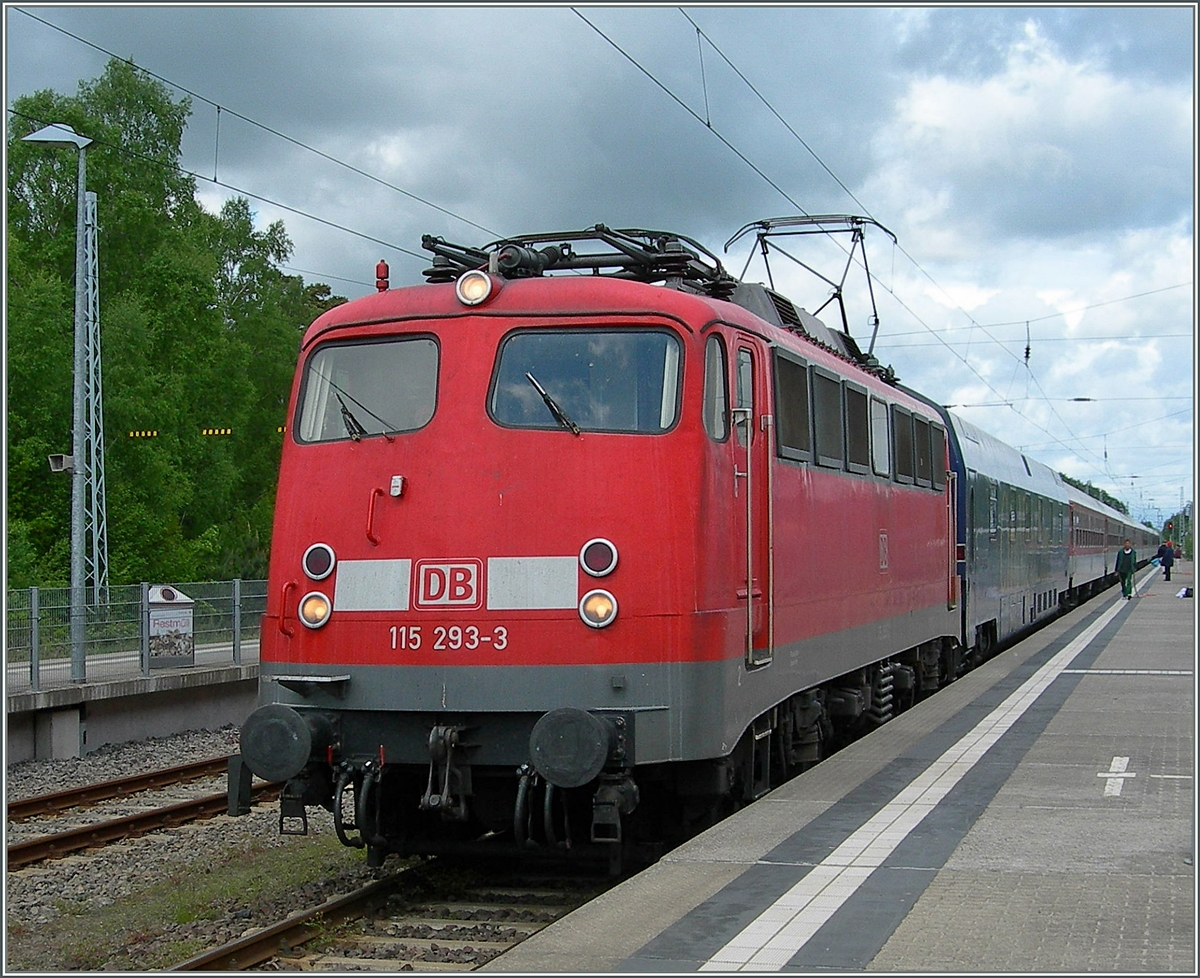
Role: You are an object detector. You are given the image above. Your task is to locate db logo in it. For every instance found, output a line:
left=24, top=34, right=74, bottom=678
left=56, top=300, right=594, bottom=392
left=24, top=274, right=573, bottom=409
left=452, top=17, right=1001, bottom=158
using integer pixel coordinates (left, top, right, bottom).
left=415, top=560, right=483, bottom=610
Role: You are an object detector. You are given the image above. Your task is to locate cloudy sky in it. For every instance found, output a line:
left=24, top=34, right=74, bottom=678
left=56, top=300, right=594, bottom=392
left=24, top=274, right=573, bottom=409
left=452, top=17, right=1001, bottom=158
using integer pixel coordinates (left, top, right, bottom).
left=6, top=5, right=1195, bottom=526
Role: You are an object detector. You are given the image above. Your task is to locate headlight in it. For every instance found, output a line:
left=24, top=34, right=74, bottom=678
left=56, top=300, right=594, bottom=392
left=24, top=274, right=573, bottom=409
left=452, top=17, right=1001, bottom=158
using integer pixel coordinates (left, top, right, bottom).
left=455, top=270, right=496, bottom=306
left=580, top=538, right=618, bottom=577
left=579, top=589, right=617, bottom=628
left=299, top=591, right=332, bottom=629
left=302, top=543, right=336, bottom=581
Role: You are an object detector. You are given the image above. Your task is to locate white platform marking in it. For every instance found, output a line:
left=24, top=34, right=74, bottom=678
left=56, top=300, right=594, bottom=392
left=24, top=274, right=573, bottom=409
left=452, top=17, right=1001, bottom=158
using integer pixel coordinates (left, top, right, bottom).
left=699, top=572, right=1149, bottom=972
left=1098, top=756, right=1135, bottom=796
left=1062, top=669, right=1192, bottom=676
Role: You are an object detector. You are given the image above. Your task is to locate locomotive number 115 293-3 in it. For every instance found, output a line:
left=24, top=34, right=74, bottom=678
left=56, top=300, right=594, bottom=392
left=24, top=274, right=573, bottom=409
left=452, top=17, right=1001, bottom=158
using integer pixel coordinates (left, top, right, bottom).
left=389, top=624, right=509, bottom=651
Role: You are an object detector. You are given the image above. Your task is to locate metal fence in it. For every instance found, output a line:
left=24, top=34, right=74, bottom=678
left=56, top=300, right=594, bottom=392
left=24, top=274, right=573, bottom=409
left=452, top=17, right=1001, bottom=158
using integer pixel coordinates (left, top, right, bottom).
left=5, top=580, right=266, bottom=693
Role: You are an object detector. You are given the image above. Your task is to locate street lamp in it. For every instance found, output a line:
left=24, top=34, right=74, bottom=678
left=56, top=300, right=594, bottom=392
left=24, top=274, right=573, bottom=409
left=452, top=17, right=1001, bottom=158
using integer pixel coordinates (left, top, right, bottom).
left=22, top=123, right=94, bottom=682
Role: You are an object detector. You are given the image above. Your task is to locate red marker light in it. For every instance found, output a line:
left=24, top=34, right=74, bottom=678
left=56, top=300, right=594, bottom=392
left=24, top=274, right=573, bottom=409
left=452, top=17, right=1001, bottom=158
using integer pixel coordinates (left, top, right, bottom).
left=376, top=260, right=389, bottom=292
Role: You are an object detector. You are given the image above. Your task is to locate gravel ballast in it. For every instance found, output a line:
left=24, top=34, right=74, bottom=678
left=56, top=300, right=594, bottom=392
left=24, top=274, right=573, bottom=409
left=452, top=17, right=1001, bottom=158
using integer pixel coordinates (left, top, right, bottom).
left=5, top=726, right=387, bottom=971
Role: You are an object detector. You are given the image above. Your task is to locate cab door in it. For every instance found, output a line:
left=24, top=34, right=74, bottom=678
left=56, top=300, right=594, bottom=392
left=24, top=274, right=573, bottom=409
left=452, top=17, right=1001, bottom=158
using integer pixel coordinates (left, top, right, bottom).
left=730, top=338, right=772, bottom=667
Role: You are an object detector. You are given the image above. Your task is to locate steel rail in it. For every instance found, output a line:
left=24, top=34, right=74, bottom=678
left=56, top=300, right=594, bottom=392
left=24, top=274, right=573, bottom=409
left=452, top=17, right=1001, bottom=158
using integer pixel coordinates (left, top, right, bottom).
left=7, top=756, right=234, bottom=821
left=6, top=783, right=279, bottom=869
left=170, top=876, right=402, bottom=971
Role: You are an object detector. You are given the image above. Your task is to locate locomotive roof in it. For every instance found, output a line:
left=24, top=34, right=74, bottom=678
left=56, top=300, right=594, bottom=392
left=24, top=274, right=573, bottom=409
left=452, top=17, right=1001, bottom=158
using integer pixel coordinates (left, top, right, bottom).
left=418, top=223, right=896, bottom=382
left=305, top=270, right=921, bottom=406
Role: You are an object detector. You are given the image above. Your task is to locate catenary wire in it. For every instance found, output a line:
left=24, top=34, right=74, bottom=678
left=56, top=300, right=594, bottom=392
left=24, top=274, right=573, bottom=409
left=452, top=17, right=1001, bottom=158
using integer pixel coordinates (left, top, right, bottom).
left=13, top=7, right=501, bottom=239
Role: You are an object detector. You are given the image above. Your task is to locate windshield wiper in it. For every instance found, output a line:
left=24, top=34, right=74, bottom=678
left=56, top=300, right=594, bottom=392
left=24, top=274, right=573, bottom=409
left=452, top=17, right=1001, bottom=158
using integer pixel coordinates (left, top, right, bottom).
left=525, top=372, right=581, bottom=436
left=312, top=365, right=398, bottom=441
left=336, top=393, right=369, bottom=442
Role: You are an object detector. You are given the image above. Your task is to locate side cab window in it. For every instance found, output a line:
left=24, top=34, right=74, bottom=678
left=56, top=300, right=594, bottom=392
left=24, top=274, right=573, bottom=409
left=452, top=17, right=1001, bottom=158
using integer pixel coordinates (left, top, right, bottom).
left=703, top=334, right=729, bottom=441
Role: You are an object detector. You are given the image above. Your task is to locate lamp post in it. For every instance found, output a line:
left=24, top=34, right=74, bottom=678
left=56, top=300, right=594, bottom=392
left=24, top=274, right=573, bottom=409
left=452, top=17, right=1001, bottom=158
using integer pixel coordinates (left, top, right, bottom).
left=22, top=123, right=94, bottom=682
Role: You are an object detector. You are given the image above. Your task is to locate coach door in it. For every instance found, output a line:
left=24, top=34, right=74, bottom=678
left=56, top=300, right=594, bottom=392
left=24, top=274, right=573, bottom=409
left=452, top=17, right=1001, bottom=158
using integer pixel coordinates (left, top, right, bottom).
left=731, top=338, right=772, bottom=667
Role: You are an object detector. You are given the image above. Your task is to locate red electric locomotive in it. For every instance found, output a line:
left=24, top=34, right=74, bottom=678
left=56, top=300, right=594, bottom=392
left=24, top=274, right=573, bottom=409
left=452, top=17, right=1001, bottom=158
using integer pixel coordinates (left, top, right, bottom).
left=237, top=224, right=962, bottom=866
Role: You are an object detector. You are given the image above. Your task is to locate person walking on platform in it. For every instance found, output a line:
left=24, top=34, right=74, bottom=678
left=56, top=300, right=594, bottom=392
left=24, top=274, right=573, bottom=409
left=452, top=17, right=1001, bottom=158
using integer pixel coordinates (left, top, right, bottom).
left=1156, top=540, right=1175, bottom=582
left=1115, top=539, right=1137, bottom=599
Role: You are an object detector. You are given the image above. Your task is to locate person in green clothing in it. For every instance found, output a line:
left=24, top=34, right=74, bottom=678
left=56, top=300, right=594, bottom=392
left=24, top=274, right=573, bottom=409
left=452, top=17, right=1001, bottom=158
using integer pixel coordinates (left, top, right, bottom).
left=1114, top=539, right=1137, bottom=600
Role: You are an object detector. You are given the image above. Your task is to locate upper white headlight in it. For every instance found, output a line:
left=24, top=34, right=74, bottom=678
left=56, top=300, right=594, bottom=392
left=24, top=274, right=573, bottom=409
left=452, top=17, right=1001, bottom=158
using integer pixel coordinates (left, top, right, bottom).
left=456, top=270, right=496, bottom=306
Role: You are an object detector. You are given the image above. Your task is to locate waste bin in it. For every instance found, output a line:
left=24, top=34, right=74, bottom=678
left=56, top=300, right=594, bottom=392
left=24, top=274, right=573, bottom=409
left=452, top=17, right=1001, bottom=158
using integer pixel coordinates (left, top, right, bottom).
left=148, top=585, right=195, bottom=668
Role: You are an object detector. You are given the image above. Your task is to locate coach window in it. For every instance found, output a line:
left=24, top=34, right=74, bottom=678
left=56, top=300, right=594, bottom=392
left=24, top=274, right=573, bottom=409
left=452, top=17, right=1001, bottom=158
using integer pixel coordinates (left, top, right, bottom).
left=892, top=405, right=914, bottom=484
left=930, top=425, right=947, bottom=489
left=988, top=481, right=999, bottom=540
left=845, top=383, right=870, bottom=475
left=773, top=350, right=812, bottom=461
left=297, top=336, right=438, bottom=443
left=914, top=415, right=932, bottom=487
left=813, top=366, right=844, bottom=468
left=870, top=397, right=890, bottom=476
left=703, top=334, right=729, bottom=441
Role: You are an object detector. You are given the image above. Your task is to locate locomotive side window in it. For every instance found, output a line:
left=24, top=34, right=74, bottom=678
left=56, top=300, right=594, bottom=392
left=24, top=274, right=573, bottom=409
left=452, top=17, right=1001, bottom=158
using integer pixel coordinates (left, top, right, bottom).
left=892, top=405, right=914, bottom=483
left=296, top=336, right=438, bottom=443
left=813, top=367, right=844, bottom=468
left=844, top=383, right=869, bottom=475
left=491, top=329, right=681, bottom=433
left=773, top=351, right=811, bottom=461
left=734, top=348, right=753, bottom=447
left=930, top=425, right=946, bottom=489
left=703, top=335, right=729, bottom=441
left=914, top=415, right=932, bottom=487
left=870, top=397, right=890, bottom=476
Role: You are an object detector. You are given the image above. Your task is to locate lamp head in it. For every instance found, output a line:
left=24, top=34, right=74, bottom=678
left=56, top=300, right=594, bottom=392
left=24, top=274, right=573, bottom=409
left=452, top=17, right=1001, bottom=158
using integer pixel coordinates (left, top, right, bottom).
left=21, top=123, right=92, bottom=150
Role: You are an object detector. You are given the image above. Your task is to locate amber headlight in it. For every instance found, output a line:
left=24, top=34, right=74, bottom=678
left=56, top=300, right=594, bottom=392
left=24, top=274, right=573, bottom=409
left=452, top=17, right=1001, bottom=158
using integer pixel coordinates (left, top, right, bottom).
left=579, top=589, right=617, bottom=628
left=455, top=270, right=495, bottom=306
left=299, top=591, right=332, bottom=629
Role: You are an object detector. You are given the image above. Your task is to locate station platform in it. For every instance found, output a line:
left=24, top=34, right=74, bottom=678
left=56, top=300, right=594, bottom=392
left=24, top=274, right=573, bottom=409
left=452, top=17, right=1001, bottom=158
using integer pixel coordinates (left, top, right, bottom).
left=5, top=645, right=259, bottom=763
left=484, top=561, right=1195, bottom=973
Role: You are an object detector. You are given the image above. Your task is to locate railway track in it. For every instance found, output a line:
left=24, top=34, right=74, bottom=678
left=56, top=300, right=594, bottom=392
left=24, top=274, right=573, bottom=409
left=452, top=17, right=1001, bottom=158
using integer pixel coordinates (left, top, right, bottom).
left=7, top=757, right=233, bottom=821
left=172, top=859, right=613, bottom=971
left=6, top=757, right=278, bottom=869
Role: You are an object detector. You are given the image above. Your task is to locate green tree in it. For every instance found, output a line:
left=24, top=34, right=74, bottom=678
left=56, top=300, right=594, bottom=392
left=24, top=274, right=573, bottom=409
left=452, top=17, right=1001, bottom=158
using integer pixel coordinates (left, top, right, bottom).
left=7, top=58, right=344, bottom=588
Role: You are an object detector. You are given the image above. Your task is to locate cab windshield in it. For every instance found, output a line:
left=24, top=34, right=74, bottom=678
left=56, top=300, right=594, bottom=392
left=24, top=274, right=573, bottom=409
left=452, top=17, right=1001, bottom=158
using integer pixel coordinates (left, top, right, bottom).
left=491, top=330, right=681, bottom=433
left=296, top=337, right=438, bottom=443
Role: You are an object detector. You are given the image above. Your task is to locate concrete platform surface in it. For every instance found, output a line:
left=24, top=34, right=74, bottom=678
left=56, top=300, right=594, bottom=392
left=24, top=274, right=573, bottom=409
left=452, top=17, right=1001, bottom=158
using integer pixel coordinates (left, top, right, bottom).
left=484, top=562, right=1195, bottom=974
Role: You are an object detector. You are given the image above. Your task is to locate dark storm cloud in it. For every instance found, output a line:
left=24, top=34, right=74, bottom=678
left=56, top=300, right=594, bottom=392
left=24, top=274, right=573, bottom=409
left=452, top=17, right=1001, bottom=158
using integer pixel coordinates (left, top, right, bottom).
left=15, top=6, right=1186, bottom=252
left=6, top=5, right=1192, bottom=517
left=5, top=6, right=906, bottom=249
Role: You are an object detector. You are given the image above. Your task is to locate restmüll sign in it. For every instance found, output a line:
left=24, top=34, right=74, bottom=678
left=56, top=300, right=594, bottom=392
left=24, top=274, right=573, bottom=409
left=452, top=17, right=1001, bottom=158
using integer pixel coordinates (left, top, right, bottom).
left=148, top=585, right=195, bottom=668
